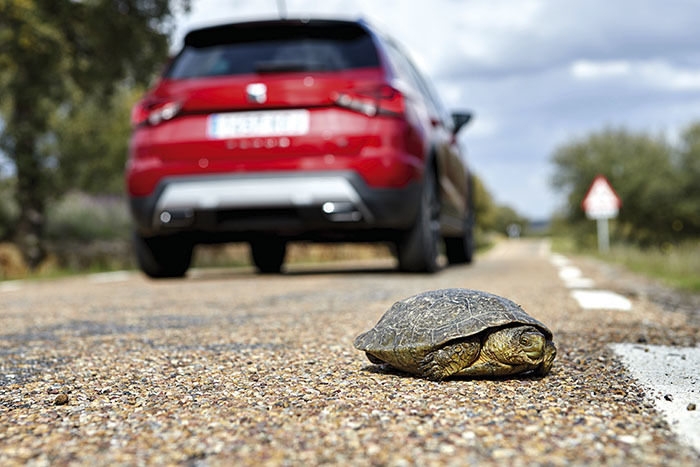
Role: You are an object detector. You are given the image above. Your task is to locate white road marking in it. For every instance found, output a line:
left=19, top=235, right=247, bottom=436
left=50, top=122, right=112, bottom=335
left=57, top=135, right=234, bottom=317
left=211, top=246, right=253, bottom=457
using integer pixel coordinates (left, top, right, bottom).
left=558, top=266, right=582, bottom=280
left=550, top=254, right=570, bottom=267
left=557, top=265, right=596, bottom=288
left=0, top=280, right=24, bottom=293
left=610, top=344, right=700, bottom=454
left=563, top=277, right=596, bottom=289
left=571, top=290, right=632, bottom=310
left=551, top=254, right=597, bottom=289
left=550, top=254, right=600, bottom=289
left=87, top=271, right=134, bottom=284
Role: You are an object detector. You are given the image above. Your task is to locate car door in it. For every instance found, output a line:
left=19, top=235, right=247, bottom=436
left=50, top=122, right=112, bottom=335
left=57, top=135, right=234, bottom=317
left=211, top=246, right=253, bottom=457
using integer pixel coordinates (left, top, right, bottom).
left=398, top=50, right=468, bottom=231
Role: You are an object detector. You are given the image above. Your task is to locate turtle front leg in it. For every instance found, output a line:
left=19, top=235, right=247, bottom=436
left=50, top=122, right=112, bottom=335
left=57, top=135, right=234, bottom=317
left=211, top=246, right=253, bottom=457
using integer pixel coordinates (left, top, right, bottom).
left=418, top=338, right=481, bottom=381
left=535, top=340, right=556, bottom=376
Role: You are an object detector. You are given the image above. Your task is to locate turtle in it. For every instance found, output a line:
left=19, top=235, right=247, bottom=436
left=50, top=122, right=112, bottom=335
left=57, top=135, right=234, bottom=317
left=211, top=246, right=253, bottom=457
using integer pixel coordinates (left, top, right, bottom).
left=354, top=288, right=556, bottom=381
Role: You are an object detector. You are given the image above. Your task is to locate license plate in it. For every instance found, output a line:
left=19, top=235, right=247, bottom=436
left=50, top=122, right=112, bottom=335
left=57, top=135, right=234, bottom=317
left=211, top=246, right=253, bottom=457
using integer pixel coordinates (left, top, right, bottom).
left=207, top=110, right=310, bottom=139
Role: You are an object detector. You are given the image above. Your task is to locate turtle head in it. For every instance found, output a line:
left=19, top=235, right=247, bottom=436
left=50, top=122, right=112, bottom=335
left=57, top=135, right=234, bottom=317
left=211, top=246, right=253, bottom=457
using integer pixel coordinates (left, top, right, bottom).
left=483, top=325, right=547, bottom=366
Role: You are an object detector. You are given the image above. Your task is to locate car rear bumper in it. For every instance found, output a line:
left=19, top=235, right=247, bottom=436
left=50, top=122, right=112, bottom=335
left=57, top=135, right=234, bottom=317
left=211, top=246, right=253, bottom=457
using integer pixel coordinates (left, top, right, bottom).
left=130, top=171, right=421, bottom=240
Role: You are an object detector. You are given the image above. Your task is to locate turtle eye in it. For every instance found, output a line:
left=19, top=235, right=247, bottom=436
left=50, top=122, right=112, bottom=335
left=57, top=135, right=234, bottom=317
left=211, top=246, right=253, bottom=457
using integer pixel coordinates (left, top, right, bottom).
left=519, top=335, right=530, bottom=345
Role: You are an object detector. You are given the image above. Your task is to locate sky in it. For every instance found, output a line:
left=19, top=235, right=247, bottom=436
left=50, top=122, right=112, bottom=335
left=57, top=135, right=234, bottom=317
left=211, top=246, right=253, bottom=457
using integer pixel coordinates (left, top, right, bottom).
left=172, top=0, right=700, bottom=219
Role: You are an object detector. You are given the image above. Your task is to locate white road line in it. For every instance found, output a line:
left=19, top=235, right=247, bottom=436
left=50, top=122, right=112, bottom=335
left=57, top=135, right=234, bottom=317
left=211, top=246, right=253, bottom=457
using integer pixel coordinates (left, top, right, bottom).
left=550, top=254, right=570, bottom=267
left=0, top=280, right=24, bottom=293
left=571, top=290, right=632, bottom=310
left=556, top=264, right=597, bottom=289
left=563, top=277, right=595, bottom=289
left=610, top=344, right=700, bottom=454
left=87, top=271, right=134, bottom=284
left=558, top=266, right=582, bottom=280
left=551, top=254, right=597, bottom=289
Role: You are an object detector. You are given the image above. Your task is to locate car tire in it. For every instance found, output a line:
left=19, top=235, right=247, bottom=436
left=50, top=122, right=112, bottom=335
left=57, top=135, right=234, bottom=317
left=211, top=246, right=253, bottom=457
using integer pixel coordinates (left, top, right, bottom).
left=396, top=168, right=440, bottom=273
left=445, top=211, right=474, bottom=264
left=250, top=237, right=287, bottom=274
left=133, top=232, right=193, bottom=278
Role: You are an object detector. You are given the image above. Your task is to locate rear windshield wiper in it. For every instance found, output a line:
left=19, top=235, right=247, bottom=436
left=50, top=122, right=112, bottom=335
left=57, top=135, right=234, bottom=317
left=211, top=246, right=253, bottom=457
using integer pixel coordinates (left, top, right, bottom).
left=254, top=61, right=327, bottom=73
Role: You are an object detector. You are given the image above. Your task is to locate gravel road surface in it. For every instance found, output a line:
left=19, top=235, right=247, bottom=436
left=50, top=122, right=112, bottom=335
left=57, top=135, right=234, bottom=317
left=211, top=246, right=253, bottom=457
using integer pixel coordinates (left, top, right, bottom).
left=1, top=239, right=699, bottom=465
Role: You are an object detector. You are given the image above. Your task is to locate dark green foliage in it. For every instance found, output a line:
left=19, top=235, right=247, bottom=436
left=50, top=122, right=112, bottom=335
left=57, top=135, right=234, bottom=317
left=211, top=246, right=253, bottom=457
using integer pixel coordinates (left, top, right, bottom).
left=51, top=86, right=142, bottom=195
left=676, top=123, right=700, bottom=236
left=471, top=174, right=494, bottom=226
left=551, top=126, right=700, bottom=246
left=0, top=178, right=18, bottom=241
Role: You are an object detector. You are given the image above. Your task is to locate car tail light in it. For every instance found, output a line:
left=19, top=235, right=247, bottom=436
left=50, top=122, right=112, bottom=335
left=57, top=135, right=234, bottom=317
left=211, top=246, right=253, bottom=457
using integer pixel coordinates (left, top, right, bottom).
left=131, top=99, right=182, bottom=127
left=332, top=85, right=405, bottom=117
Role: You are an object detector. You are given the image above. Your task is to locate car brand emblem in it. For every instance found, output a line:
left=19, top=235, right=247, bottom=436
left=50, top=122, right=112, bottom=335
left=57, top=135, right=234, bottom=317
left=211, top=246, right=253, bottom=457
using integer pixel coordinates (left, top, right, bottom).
left=246, top=83, right=267, bottom=104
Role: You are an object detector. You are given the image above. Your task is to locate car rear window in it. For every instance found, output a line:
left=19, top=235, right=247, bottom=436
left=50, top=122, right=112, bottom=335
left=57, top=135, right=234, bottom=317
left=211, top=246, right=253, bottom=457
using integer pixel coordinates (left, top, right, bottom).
left=167, top=22, right=380, bottom=79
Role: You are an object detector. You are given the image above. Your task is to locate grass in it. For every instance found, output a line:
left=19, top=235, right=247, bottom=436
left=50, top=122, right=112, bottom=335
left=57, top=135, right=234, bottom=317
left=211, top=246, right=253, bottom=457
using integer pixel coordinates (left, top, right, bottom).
left=551, top=236, right=700, bottom=292
left=604, top=243, right=700, bottom=291
left=0, top=242, right=131, bottom=282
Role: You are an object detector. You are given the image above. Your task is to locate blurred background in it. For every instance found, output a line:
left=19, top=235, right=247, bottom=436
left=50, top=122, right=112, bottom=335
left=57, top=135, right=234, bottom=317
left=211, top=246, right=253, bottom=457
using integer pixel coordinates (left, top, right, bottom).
left=1, top=0, right=698, bottom=288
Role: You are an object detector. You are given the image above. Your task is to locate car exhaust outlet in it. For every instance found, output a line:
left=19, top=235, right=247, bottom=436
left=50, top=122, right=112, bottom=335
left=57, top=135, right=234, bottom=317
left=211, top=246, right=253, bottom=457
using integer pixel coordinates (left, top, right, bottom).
left=160, top=211, right=172, bottom=223
left=158, top=209, right=194, bottom=227
left=322, top=202, right=362, bottom=222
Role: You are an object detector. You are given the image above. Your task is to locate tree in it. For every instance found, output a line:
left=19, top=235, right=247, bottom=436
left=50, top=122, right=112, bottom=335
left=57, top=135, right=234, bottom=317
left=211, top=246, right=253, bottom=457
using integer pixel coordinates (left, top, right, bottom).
left=51, top=86, right=143, bottom=195
left=471, top=174, right=495, bottom=228
left=0, top=0, right=189, bottom=267
left=676, top=123, right=700, bottom=237
left=551, top=127, right=684, bottom=245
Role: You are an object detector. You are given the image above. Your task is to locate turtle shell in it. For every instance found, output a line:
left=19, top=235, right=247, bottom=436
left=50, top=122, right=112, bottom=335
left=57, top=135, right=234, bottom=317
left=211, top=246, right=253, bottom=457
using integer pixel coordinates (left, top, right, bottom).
left=354, top=289, right=552, bottom=364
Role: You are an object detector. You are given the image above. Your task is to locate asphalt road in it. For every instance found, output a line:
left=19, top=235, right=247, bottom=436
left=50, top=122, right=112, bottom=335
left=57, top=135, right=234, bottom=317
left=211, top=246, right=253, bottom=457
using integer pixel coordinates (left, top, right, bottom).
left=1, top=239, right=699, bottom=465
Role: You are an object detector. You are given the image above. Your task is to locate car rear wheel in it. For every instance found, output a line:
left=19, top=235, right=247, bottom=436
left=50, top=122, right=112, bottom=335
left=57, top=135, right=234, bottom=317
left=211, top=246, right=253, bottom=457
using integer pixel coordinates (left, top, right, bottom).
left=445, top=212, right=474, bottom=264
left=250, top=237, right=287, bottom=274
left=396, top=169, right=440, bottom=273
left=133, top=232, right=193, bottom=278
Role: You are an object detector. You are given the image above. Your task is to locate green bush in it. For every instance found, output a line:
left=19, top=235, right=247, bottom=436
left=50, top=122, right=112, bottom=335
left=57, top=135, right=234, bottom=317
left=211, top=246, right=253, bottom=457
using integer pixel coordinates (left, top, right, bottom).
left=45, top=192, right=131, bottom=242
left=44, top=192, right=133, bottom=270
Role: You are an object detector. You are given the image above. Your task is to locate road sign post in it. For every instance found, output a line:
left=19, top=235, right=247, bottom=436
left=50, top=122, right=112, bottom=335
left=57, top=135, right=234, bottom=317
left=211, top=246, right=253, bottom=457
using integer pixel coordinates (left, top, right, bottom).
left=596, top=217, right=609, bottom=253
left=582, top=175, right=621, bottom=254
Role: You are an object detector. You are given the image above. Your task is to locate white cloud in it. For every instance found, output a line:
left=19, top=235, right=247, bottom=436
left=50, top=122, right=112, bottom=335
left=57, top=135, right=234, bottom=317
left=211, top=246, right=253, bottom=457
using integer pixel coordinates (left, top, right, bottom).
left=451, top=0, right=544, bottom=64
left=570, top=60, right=632, bottom=79
left=466, top=115, right=499, bottom=139
left=642, top=62, right=700, bottom=91
left=439, top=82, right=462, bottom=106
left=570, top=59, right=700, bottom=90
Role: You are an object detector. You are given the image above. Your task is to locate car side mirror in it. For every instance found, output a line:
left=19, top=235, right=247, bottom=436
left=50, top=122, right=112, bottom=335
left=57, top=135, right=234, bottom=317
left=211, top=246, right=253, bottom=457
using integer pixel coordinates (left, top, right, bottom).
left=452, top=112, right=473, bottom=134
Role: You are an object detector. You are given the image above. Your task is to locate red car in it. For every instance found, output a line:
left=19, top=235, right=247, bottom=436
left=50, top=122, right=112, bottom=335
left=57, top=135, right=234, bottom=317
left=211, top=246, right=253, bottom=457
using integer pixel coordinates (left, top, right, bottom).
left=127, top=19, right=474, bottom=277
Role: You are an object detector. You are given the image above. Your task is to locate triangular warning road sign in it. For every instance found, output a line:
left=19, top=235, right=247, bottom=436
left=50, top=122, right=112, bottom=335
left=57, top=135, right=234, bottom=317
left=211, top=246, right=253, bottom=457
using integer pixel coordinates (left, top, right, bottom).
left=582, top=175, right=621, bottom=219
